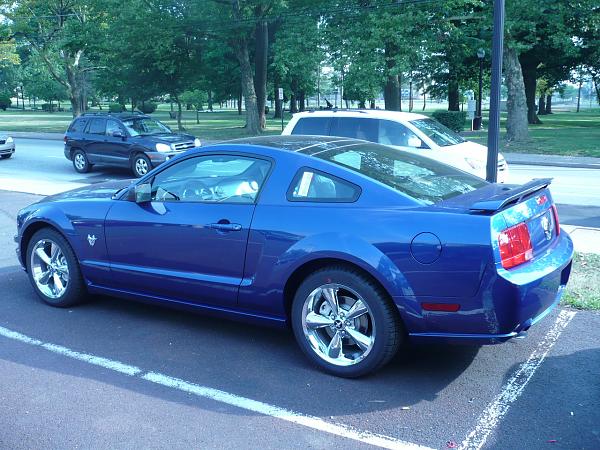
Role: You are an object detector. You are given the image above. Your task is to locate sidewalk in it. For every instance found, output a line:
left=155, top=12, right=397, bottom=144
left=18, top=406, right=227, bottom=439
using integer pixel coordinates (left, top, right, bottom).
left=562, top=225, right=600, bottom=254
left=1, top=131, right=64, bottom=140
left=504, top=152, right=600, bottom=169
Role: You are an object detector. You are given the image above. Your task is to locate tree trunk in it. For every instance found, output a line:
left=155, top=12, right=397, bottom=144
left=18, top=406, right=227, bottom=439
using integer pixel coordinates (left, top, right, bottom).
left=408, top=76, right=413, bottom=112
left=299, top=91, right=306, bottom=112
left=520, top=60, right=541, bottom=124
left=176, top=98, right=183, bottom=131
left=448, top=79, right=460, bottom=111
left=537, top=94, right=546, bottom=115
left=254, top=19, right=268, bottom=129
left=422, top=90, right=426, bottom=110
left=545, top=94, right=553, bottom=114
left=208, top=91, right=213, bottom=111
left=576, top=78, right=583, bottom=112
left=504, top=47, right=529, bottom=142
left=290, top=78, right=299, bottom=113
left=237, top=91, right=242, bottom=115
left=384, top=75, right=400, bottom=111
left=369, top=99, right=375, bottom=109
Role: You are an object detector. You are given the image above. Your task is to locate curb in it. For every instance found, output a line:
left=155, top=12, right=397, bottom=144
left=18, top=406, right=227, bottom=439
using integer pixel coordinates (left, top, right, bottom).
left=1, top=131, right=64, bottom=141
left=503, top=153, right=600, bottom=170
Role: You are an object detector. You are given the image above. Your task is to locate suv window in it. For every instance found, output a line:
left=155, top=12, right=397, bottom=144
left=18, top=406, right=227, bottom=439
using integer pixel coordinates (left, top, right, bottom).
left=288, top=168, right=360, bottom=202
left=106, top=119, right=123, bottom=136
left=291, top=117, right=331, bottom=136
left=378, top=120, right=423, bottom=148
left=69, top=118, right=88, bottom=133
left=87, top=118, right=107, bottom=135
left=330, top=117, right=378, bottom=142
left=151, top=155, right=271, bottom=203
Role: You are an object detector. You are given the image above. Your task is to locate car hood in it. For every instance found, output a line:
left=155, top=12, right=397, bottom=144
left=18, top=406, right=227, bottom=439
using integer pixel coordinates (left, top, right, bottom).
left=133, top=133, right=195, bottom=144
left=38, top=180, right=134, bottom=203
left=447, top=140, right=505, bottom=162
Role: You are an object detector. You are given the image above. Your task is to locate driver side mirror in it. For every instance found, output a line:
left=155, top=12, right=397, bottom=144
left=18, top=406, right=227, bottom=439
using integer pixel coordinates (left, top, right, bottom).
left=112, top=130, right=126, bottom=139
left=134, top=183, right=152, bottom=203
left=407, top=136, right=423, bottom=148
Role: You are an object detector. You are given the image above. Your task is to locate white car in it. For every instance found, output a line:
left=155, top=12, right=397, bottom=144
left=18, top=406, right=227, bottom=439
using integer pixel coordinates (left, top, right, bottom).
left=0, top=135, right=15, bottom=159
left=282, top=110, right=508, bottom=182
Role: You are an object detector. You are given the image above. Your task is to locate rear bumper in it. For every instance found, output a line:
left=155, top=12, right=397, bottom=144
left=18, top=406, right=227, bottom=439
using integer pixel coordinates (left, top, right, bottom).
left=407, top=231, right=574, bottom=345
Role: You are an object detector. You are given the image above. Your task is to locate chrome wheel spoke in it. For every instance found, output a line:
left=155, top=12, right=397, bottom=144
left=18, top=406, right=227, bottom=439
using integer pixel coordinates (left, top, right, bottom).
left=53, top=272, right=64, bottom=293
left=321, top=287, right=339, bottom=316
left=346, top=299, right=368, bottom=321
left=327, top=332, right=343, bottom=359
left=305, top=311, right=334, bottom=329
left=35, top=270, right=52, bottom=285
left=35, top=248, right=52, bottom=266
left=346, top=328, right=371, bottom=352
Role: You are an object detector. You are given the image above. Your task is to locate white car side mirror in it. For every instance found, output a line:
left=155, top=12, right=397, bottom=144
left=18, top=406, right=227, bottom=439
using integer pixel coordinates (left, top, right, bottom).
left=407, top=136, right=422, bottom=148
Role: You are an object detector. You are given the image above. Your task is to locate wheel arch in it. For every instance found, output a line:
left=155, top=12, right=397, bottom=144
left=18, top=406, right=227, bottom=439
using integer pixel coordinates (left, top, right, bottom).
left=20, top=220, right=70, bottom=271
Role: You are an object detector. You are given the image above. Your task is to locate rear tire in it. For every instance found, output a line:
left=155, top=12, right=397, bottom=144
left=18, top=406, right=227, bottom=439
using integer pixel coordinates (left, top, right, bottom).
left=26, top=228, right=87, bottom=307
left=72, top=150, right=92, bottom=173
left=291, top=266, right=402, bottom=378
left=132, top=153, right=151, bottom=178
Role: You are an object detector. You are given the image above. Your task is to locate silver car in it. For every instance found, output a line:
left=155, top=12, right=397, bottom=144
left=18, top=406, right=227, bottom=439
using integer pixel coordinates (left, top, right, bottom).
left=0, top=135, right=15, bottom=159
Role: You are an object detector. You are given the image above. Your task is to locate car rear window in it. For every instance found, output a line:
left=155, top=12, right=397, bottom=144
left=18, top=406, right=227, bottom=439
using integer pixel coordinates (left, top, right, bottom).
left=68, top=118, right=88, bottom=133
left=291, top=117, right=331, bottom=136
left=312, top=142, right=487, bottom=204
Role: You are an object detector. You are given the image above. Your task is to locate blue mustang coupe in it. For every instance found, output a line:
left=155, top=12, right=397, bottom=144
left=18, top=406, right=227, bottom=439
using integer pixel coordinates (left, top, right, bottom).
left=15, top=136, right=573, bottom=377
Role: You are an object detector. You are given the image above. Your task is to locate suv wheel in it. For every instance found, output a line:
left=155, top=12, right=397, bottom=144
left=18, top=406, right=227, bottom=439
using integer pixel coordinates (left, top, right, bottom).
left=72, top=150, right=92, bottom=173
left=132, top=153, right=151, bottom=177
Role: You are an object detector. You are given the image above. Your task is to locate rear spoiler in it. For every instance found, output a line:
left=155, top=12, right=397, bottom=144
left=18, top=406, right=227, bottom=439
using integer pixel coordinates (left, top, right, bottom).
left=470, top=178, right=553, bottom=212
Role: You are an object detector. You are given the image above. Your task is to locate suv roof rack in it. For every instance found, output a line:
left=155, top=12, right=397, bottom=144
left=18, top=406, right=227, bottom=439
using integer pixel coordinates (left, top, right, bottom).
left=81, top=111, right=147, bottom=117
left=306, top=108, right=370, bottom=114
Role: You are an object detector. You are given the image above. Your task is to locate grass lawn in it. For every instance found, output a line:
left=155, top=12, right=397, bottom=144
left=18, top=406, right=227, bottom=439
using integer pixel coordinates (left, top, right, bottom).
left=562, top=253, right=600, bottom=311
left=465, top=109, right=600, bottom=158
left=0, top=104, right=598, bottom=157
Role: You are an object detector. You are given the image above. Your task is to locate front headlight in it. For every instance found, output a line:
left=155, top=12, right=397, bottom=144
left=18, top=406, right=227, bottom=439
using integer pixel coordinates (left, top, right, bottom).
left=6, top=136, right=13, bottom=143
left=155, top=143, right=171, bottom=153
left=194, top=138, right=201, bottom=147
left=465, top=157, right=485, bottom=170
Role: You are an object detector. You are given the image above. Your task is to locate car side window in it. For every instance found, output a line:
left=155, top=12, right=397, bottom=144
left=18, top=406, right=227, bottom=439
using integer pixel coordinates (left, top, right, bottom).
left=291, top=117, right=331, bottom=136
left=330, top=117, right=378, bottom=143
left=69, top=118, right=87, bottom=133
left=106, top=120, right=123, bottom=136
left=86, top=118, right=107, bottom=135
left=378, top=120, right=426, bottom=148
left=288, top=168, right=360, bottom=203
left=150, top=154, right=271, bottom=203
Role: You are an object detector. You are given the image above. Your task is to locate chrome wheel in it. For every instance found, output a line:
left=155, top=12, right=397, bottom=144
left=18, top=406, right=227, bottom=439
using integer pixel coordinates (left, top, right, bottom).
left=30, top=239, right=69, bottom=299
left=135, top=157, right=149, bottom=176
left=74, top=153, right=86, bottom=170
left=301, top=283, right=375, bottom=367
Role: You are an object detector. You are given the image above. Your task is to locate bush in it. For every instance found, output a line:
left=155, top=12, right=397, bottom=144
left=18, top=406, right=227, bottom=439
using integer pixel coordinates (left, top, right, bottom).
left=431, top=110, right=468, bottom=132
left=0, top=94, right=11, bottom=111
left=138, top=102, right=157, bottom=114
left=41, top=103, right=57, bottom=112
left=109, top=103, right=124, bottom=113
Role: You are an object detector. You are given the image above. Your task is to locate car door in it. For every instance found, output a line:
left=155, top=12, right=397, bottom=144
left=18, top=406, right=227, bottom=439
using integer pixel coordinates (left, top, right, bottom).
left=329, top=117, right=379, bottom=143
left=104, top=153, right=272, bottom=307
left=103, top=119, right=132, bottom=166
left=83, top=117, right=108, bottom=163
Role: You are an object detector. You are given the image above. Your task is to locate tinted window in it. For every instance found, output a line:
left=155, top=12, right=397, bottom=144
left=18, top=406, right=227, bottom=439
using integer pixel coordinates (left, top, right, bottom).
left=123, top=118, right=171, bottom=136
left=330, top=117, right=378, bottom=143
left=288, top=168, right=360, bottom=202
left=106, top=120, right=122, bottom=136
left=410, top=118, right=465, bottom=147
left=87, top=118, right=106, bottom=135
left=291, top=117, right=331, bottom=136
left=378, top=120, right=424, bottom=148
left=313, top=142, right=486, bottom=205
left=69, top=118, right=88, bottom=133
left=151, top=155, right=271, bottom=203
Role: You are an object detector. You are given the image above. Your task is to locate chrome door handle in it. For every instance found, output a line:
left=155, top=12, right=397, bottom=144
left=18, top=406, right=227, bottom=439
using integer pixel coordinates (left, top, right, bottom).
left=209, top=222, right=242, bottom=232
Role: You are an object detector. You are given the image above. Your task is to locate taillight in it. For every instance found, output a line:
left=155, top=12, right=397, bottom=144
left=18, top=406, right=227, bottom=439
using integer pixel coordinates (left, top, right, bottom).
left=551, top=205, right=560, bottom=236
left=63, top=135, right=68, bottom=143
left=498, top=222, right=533, bottom=269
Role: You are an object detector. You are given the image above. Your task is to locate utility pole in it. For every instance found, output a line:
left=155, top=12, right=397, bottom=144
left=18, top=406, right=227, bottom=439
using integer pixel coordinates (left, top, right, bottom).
left=485, top=0, right=504, bottom=183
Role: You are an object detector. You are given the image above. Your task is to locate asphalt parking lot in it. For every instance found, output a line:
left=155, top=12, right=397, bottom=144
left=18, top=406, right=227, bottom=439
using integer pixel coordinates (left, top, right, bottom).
left=1, top=187, right=599, bottom=450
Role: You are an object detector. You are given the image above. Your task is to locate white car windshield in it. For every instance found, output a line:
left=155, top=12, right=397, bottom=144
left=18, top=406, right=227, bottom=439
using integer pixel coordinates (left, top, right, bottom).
left=410, top=118, right=466, bottom=147
left=122, top=118, right=171, bottom=136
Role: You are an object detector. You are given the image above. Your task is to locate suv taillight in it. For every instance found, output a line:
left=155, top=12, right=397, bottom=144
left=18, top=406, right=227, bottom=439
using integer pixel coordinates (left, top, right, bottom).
left=63, top=135, right=68, bottom=143
left=551, top=204, right=560, bottom=236
left=498, top=222, right=533, bottom=269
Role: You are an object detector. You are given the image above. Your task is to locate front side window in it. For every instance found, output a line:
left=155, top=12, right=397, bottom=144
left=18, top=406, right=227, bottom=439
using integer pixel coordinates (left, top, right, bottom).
left=291, top=117, right=331, bottom=136
left=314, top=142, right=486, bottom=205
left=378, top=120, right=425, bottom=148
left=288, top=168, right=360, bottom=202
left=330, top=117, right=378, bottom=143
left=150, top=154, right=271, bottom=203
left=106, top=120, right=123, bottom=136
left=410, top=118, right=465, bottom=147
left=87, top=118, right=106, bottom=135
left=123, top=118, right=171, bottom=136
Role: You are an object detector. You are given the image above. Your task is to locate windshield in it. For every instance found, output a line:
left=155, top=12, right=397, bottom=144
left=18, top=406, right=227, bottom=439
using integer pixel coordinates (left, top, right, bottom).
left=312, top=142, right=486, bottom=205
left=410, top=118, right=466, bottom=147
left=122, top=118, right=171, bottom=136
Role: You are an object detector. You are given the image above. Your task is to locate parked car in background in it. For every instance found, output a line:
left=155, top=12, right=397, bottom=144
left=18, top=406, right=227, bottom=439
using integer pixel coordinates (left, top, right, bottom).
left=283, top=110, right=509, bottom=182
left=0, top=134, right=15, bottom=159
left=17, top=136, right=571, bottom=377
left=64, top=112, right=201, bottom=177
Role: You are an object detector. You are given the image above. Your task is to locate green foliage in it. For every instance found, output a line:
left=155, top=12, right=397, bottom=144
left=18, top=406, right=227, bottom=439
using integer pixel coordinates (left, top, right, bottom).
left=0, top=93, right=11, bottom=110
left=431, top=110, right=467, bottom=132
left=109, top=103, right=124, bottom=113
left=41, top=103, right=56, bottom=112
left=138, top=102, right=157, bottom=114
left=179, top=90, right=208, bottom=111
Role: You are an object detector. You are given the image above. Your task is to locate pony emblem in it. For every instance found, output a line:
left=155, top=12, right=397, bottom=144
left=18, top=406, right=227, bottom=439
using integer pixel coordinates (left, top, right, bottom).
left=87, top=234, right=98, bottom=247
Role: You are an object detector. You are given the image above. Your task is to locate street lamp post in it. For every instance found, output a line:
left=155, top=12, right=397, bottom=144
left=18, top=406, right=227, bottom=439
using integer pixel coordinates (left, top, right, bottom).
left=475, top=48, right=485, bottom=130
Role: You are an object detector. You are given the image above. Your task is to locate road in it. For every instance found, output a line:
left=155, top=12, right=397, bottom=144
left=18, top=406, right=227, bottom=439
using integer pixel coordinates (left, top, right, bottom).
left=0, top=139, right=598, bottom=449
left=1, top=138, right=599, bottom=227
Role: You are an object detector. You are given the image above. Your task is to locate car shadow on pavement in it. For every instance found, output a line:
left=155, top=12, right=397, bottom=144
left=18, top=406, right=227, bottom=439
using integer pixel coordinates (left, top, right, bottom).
left=0, top=268, right=480, bottom=419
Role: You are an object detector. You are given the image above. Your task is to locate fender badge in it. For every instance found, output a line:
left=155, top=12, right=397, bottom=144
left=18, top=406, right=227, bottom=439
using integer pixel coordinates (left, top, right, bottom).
left=87, top=234, right=98, bottom=247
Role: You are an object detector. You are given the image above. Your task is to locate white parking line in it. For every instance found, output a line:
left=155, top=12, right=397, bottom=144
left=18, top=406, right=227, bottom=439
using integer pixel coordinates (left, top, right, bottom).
left=459, top=309, right=577, bottom=450
left=0, top=325, right=431, bottom=450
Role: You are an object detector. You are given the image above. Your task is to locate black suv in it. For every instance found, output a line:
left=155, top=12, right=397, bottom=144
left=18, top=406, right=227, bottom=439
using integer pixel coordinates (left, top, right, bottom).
left=64, top=112, right=200, bottom=177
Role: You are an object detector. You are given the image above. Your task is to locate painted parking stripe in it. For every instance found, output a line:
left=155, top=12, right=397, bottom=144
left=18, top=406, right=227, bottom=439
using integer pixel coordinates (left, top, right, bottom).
left=0, top=325, right=431, bottom=450
left=459, top=309, right=577, bottom=450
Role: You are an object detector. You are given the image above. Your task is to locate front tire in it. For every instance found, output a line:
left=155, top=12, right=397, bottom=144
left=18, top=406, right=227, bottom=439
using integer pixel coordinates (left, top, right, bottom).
left=291, top=266, right=402, bottom=378
left=26, top=228, right=87, bottom=307
left=132, top=153, right=151, bottom=178
left=72, top=150, right=92, bottom=173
